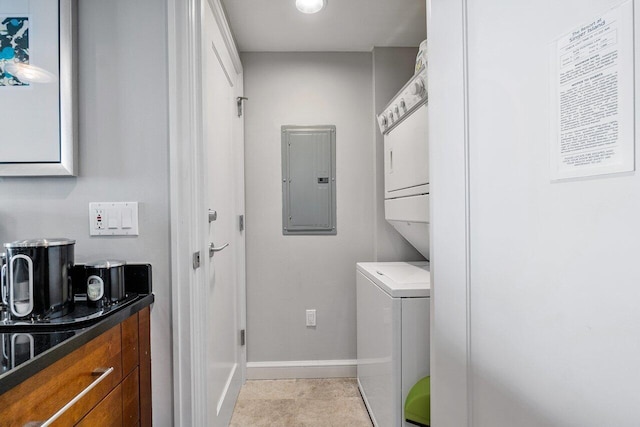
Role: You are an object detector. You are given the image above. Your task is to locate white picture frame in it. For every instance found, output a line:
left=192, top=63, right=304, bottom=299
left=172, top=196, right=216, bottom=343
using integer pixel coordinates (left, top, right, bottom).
left=0, top=0, right=77, bottom=176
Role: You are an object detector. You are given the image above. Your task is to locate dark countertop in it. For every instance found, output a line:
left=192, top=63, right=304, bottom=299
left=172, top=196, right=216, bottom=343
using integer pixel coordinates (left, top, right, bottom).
left=0, top=293, right=154, bottom=395
left=0, top=263, right=154, bottom=396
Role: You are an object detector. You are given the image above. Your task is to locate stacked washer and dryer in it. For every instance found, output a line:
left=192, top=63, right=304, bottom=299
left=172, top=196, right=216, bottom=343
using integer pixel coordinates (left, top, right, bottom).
left=356, top=64, right=430, bottom=427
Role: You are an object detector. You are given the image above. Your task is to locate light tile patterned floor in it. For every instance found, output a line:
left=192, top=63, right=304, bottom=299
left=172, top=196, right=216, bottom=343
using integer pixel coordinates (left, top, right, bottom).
left=230, top=378, right=373, bottom=427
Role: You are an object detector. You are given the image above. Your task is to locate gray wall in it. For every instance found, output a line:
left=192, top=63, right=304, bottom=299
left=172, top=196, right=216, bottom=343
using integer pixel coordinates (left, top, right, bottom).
left=242, top=52, right=375, bottom=362
left=0, top=0, right=172, bottom=424
left=372, top=47, right=426, bottom=262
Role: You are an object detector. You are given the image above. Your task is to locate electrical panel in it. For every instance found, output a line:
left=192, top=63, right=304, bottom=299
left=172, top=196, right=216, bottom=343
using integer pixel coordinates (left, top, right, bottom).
left=281, top=125, right=336, bottom=235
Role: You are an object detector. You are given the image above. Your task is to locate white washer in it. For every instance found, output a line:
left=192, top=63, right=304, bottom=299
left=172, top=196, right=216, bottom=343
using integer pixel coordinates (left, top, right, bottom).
left=357, top=261, right=430, bottom=427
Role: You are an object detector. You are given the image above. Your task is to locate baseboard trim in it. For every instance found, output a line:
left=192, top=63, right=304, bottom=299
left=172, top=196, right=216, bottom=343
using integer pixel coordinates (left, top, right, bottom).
left=246, top=359, right=357, bottom=380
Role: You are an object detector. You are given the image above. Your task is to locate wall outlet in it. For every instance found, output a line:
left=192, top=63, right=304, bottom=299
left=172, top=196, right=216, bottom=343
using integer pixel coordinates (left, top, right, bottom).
left=94, top=207, right=105, bottom=230
left=89, top=202, right=139, bottom=236
left=306, top=309, right=316, bottom=327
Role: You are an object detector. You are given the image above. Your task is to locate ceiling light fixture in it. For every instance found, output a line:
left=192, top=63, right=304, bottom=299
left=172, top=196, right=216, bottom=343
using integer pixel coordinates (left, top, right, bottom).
left=295, top=0, right=325, bottom=14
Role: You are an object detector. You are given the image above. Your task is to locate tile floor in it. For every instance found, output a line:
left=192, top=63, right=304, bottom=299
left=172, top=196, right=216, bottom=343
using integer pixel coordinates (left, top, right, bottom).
left=229, top=378, right=373, bottom=427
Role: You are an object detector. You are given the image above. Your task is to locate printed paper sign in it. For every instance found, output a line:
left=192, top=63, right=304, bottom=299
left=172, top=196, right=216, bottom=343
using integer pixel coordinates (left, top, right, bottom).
left=550, top=1, right=635, bottom=180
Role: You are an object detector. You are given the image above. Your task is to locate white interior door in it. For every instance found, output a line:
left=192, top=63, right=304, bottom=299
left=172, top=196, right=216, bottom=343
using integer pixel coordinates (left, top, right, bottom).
left=168, top=0, right=245, bottom=424
left=202, top=2, right=244, bottom=424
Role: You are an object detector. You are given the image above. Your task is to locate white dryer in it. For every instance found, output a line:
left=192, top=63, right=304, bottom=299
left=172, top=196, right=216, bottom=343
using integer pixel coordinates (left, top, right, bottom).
left=356, top=261, right=430, bottom=427
left=378, top=66, right=429, bottom=259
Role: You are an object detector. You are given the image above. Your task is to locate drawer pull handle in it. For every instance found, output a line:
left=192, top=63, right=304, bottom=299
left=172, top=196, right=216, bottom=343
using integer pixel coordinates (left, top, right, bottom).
left=25, top=366, right=114, bottom=427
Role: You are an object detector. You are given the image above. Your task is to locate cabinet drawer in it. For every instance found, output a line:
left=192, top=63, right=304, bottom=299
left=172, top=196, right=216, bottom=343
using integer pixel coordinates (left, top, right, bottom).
left=78, top=368, right=140, bottom=427
left=76, top=382, right=123, bottom=427
left=0, top=325, right=123, bottom=426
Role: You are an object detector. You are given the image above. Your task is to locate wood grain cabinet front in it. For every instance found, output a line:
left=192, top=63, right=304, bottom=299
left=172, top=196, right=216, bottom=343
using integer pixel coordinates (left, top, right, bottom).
left=0, top=306, right=152, bottom=427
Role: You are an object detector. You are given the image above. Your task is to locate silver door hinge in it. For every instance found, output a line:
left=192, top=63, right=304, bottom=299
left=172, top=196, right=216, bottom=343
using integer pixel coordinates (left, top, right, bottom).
left=239, top=214, right=245, bottom=232
left=240, top=329, right=246, bottom=346
left=192, top=251, right=201, bottom=269
left=237, top=96, right=248, bottom=117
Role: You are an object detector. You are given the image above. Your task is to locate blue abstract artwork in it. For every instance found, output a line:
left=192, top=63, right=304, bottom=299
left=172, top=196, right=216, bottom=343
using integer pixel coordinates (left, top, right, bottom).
left=0, top=16, right=29, bottom=86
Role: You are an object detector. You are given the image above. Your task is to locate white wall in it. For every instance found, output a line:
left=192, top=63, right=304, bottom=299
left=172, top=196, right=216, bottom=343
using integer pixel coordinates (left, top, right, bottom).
left=431, top=0, right=640, bottom=425
left=372, top=47, right=426, bottom=262
left=242, top=52, right=374, bottom=364
left=0, top=0, right=172, bottom=424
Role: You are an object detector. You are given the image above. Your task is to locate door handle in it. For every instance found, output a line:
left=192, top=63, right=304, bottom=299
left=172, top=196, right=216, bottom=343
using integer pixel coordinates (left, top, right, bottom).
left=209, top=242, right=229, bottom=257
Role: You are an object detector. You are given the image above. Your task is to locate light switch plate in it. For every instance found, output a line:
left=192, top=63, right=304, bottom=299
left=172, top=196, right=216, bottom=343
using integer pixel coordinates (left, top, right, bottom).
left=89, top=202, right=139, bottom=236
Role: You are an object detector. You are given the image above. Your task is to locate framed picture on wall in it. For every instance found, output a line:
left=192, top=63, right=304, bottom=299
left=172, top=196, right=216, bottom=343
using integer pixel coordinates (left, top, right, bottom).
left=0, top=0, right=77, bottom=176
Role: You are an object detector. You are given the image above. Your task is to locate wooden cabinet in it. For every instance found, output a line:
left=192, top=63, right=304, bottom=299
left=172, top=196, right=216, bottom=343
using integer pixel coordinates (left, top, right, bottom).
left=0, top=306, right=152, bottom=426
left=76, top=383, right=124, bottom=427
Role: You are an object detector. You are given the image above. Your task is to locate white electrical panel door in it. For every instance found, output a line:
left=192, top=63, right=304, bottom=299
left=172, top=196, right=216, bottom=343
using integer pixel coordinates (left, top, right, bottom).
left=282, top=125, right=336, bottom=235
left=384, top=104, right=429, bottom=199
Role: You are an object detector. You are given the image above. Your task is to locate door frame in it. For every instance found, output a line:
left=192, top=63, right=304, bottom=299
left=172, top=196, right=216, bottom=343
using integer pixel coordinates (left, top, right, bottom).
left=167, top=0, right=245, bottom=424
left=427, top=0, right=472, bottom=426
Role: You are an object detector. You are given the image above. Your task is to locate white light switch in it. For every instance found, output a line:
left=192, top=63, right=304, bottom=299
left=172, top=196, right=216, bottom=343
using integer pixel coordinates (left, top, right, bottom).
left=107, top=208, right=119, bottom=229
left=122, top=207, right=133, bottom=229
left=89, top=202, right=139, bottom=236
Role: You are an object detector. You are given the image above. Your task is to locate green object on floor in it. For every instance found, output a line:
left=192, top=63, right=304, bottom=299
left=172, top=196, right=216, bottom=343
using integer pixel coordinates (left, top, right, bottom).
left=405, top=376, right=430, bottom=426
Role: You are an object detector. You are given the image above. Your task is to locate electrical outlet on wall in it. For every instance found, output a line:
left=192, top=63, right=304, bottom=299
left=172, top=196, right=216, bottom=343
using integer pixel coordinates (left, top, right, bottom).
left=89, top=202, right=139, bottom=236
left=306, top=309, right=316, bottom=327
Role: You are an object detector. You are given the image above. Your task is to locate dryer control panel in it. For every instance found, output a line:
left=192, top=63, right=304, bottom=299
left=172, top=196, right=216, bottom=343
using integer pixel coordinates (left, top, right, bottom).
left=377, top=67, right=428, bottom=134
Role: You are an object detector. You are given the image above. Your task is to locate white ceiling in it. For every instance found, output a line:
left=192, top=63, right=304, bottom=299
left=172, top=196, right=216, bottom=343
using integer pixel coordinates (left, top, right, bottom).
left=220, top=0, right=426, bottom=52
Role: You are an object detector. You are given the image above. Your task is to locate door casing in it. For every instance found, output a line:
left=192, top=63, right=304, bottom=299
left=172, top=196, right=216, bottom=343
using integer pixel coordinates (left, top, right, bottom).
left=167, top=0, right=246, bottom=425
